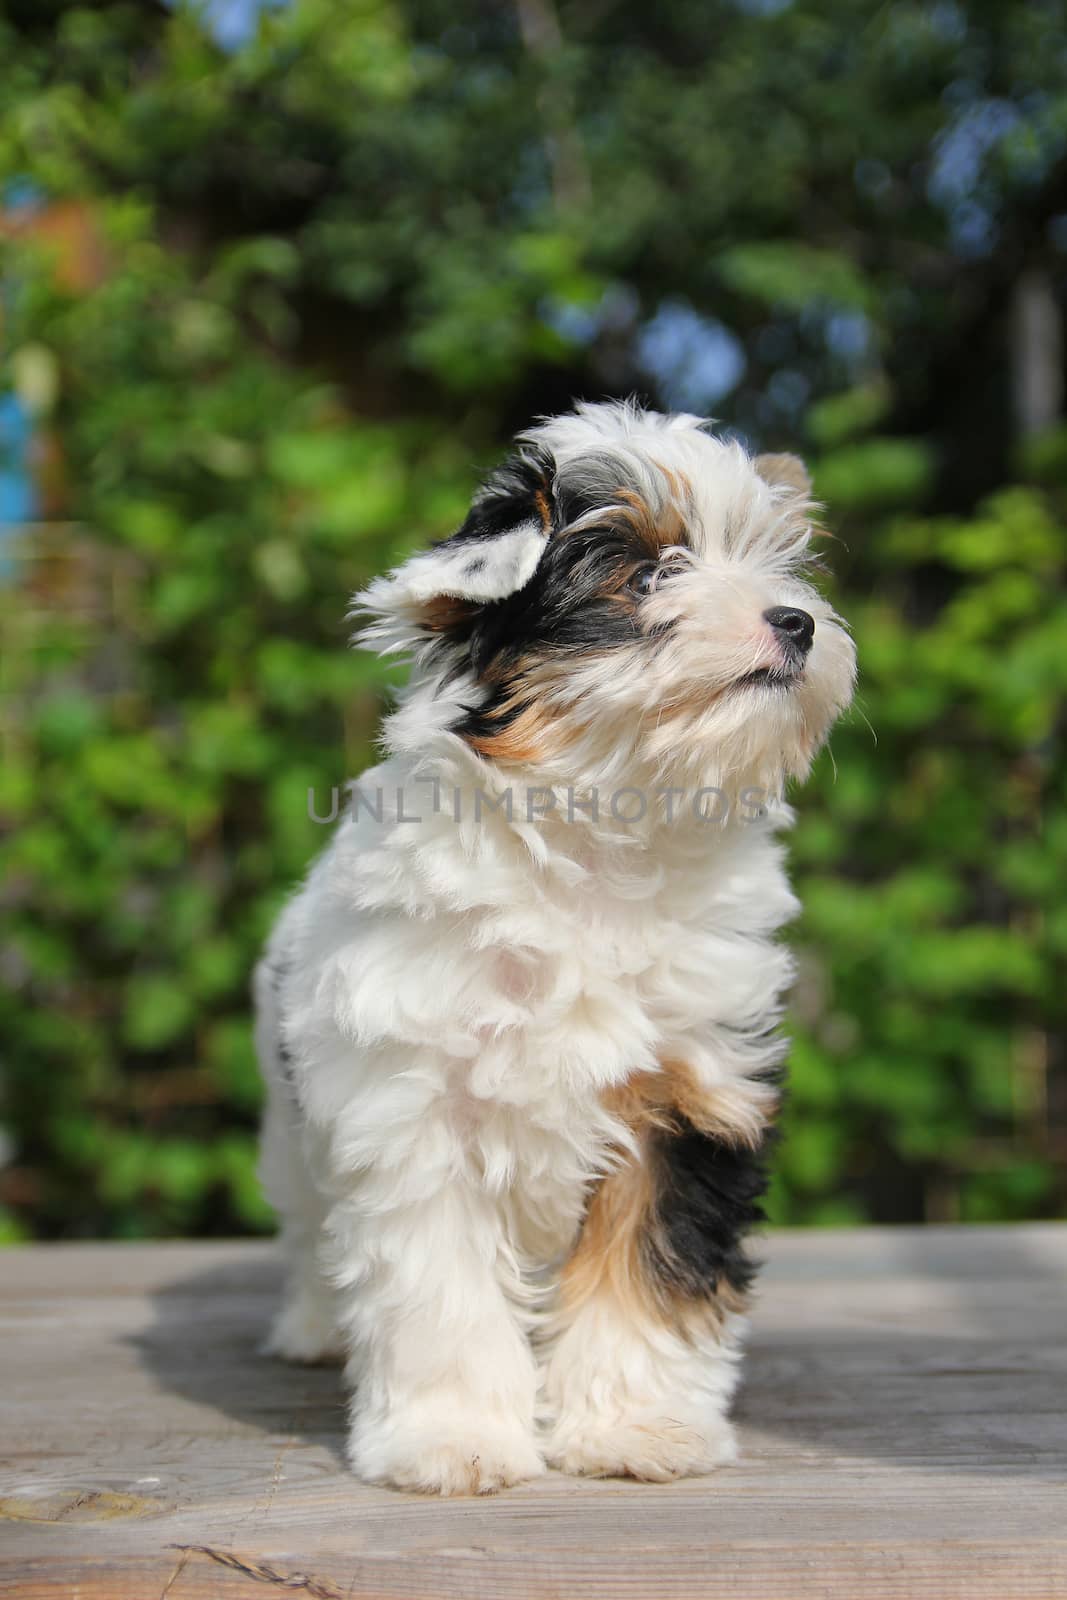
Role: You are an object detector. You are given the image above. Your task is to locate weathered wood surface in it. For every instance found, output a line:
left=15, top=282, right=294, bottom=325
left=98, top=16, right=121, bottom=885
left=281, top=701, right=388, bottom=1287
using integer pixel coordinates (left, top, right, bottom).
left=1, top=1226, right=1065, bottom=1599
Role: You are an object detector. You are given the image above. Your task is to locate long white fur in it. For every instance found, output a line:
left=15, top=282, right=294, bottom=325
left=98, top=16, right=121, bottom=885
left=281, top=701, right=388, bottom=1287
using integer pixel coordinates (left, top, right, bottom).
left=256, top=402, right=855, bottom=1494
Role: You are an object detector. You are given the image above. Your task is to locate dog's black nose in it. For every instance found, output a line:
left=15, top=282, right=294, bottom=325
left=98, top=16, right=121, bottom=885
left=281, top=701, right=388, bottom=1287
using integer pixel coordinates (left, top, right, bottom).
left=763, top=606, right=815, bottom=654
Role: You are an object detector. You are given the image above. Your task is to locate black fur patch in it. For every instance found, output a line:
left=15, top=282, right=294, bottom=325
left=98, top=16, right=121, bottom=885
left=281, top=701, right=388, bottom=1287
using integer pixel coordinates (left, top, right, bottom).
left=643, top=1118, right=771, bottom=1302
left=441, top=444, right=557, bottom=548
left=449, top=526, right=646, bottom=742
left=471, top=527, right=643, bottom=668
left=276, top=1033, right=297, bottom=1097
left=430, top=445, right=690, bottom=740
left=269, top=959, right=298, bottom=1099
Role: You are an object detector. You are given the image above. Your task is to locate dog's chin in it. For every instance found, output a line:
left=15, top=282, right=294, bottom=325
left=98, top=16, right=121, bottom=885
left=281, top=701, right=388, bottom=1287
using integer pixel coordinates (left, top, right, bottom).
left=664, top=675, right=829, bottom=798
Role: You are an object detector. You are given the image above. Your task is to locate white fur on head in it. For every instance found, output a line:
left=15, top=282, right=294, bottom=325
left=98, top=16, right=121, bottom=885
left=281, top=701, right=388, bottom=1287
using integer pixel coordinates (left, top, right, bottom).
left=353, top=401, right=855, bottom=797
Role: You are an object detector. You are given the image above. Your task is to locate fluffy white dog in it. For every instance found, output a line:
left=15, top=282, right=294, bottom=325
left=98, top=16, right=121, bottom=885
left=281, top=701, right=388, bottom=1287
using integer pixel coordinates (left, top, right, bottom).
left=255, top=400, right=855, bottom=1494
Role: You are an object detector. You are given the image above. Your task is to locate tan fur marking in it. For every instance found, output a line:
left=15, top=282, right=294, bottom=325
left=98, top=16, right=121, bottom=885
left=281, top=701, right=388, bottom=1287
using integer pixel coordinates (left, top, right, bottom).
left=533, top=486, right=553, bottom=532
left=610, top=488, right=689, bottom=558
left=417, top=594, right=477, bottom=633
left=657, top=465, right=694, bottom=517
left=753, top=452, right=812, bottom=497
left=559, top=1061, right=774, bottom=1331
left=658, top=1059, right=777, bottom=1146
left=606, top=1060, right=775, bottom=1148
left=559, top=1108, right=656, bottom=1324
left=465, top=700, right=562, bottom=764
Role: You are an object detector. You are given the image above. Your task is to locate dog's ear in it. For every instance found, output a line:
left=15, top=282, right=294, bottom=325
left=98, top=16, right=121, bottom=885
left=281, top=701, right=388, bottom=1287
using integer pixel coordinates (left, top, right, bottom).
left=753, top=452, right=812, bottom=498
left=354, top=447, right=556, bottom=651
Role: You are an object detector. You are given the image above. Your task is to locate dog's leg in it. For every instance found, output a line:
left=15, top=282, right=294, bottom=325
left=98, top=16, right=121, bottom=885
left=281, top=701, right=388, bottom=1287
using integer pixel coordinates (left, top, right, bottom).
left=543, top=1067, right=770, bottom=1481
left=258, top=1086, right=344, bottom=1363
left=327, top=1155, right=544, bottom=1496
left=255, top=958, right=342, bottom=1364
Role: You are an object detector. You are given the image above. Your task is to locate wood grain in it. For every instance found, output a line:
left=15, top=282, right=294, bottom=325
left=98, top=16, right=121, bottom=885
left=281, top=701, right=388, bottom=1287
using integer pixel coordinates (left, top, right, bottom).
left=2, top=1226, right=1065, bottom=1599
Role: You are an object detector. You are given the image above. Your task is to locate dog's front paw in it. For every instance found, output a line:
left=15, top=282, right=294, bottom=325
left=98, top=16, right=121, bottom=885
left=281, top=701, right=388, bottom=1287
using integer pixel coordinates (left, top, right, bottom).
left=349, top=1410, right=545, bottom=1496
left=545, top=1413, right=737, bottom=1482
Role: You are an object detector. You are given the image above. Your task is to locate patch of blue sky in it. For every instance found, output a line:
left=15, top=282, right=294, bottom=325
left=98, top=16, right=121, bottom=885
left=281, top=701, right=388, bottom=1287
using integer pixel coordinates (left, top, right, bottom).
left=0, top=394, right=37, bottom=577
left=543, top=299, right=602, bottom=347
left=2, top=179, right=45, bottom=215
left=823, top=310, right=872, bottom=365
left=928, top=2, right=966, bottom=43
left=637, top=301, right=747, bottom=413
left=730, top=0, right=793, bottom=16
left=928, top=96, right=1022, bottom=257
left=165, top=0, right=290, bottom=52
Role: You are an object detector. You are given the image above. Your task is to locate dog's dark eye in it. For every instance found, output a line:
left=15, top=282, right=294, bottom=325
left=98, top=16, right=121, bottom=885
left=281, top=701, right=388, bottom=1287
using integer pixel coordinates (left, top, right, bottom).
left=628, top=555, right=687, bottom=597
left=628, top=563, right=659, bottom=597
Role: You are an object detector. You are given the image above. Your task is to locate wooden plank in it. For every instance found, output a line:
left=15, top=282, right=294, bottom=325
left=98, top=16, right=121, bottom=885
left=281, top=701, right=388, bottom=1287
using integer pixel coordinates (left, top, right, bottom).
left=1, top=1227, right=1065, bottom=1599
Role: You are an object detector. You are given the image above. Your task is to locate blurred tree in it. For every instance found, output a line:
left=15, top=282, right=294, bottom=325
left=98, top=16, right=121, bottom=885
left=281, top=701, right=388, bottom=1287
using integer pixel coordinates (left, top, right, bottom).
left=0, top=0, right=1064, bottom=1238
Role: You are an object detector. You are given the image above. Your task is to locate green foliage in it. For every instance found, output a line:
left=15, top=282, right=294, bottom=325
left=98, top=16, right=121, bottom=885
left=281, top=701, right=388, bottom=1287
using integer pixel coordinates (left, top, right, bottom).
left=1, top=0, right=1064, bottom=1237
left=0, top=204, right=476, bottom=1236
left=773, top=480, right=1066, bottom=1224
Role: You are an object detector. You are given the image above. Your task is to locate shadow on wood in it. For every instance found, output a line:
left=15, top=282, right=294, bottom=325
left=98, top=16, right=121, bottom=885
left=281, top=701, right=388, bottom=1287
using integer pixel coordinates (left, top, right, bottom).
left=3, top=1228, right=1064, bottom=1599
left=131, top=1225, right=1067, bottom=1482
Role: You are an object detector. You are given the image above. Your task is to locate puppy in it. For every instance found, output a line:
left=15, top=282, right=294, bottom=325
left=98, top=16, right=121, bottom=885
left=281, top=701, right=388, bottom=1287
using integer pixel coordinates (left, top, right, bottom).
left=255, top=400, right=855, bottom=1494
